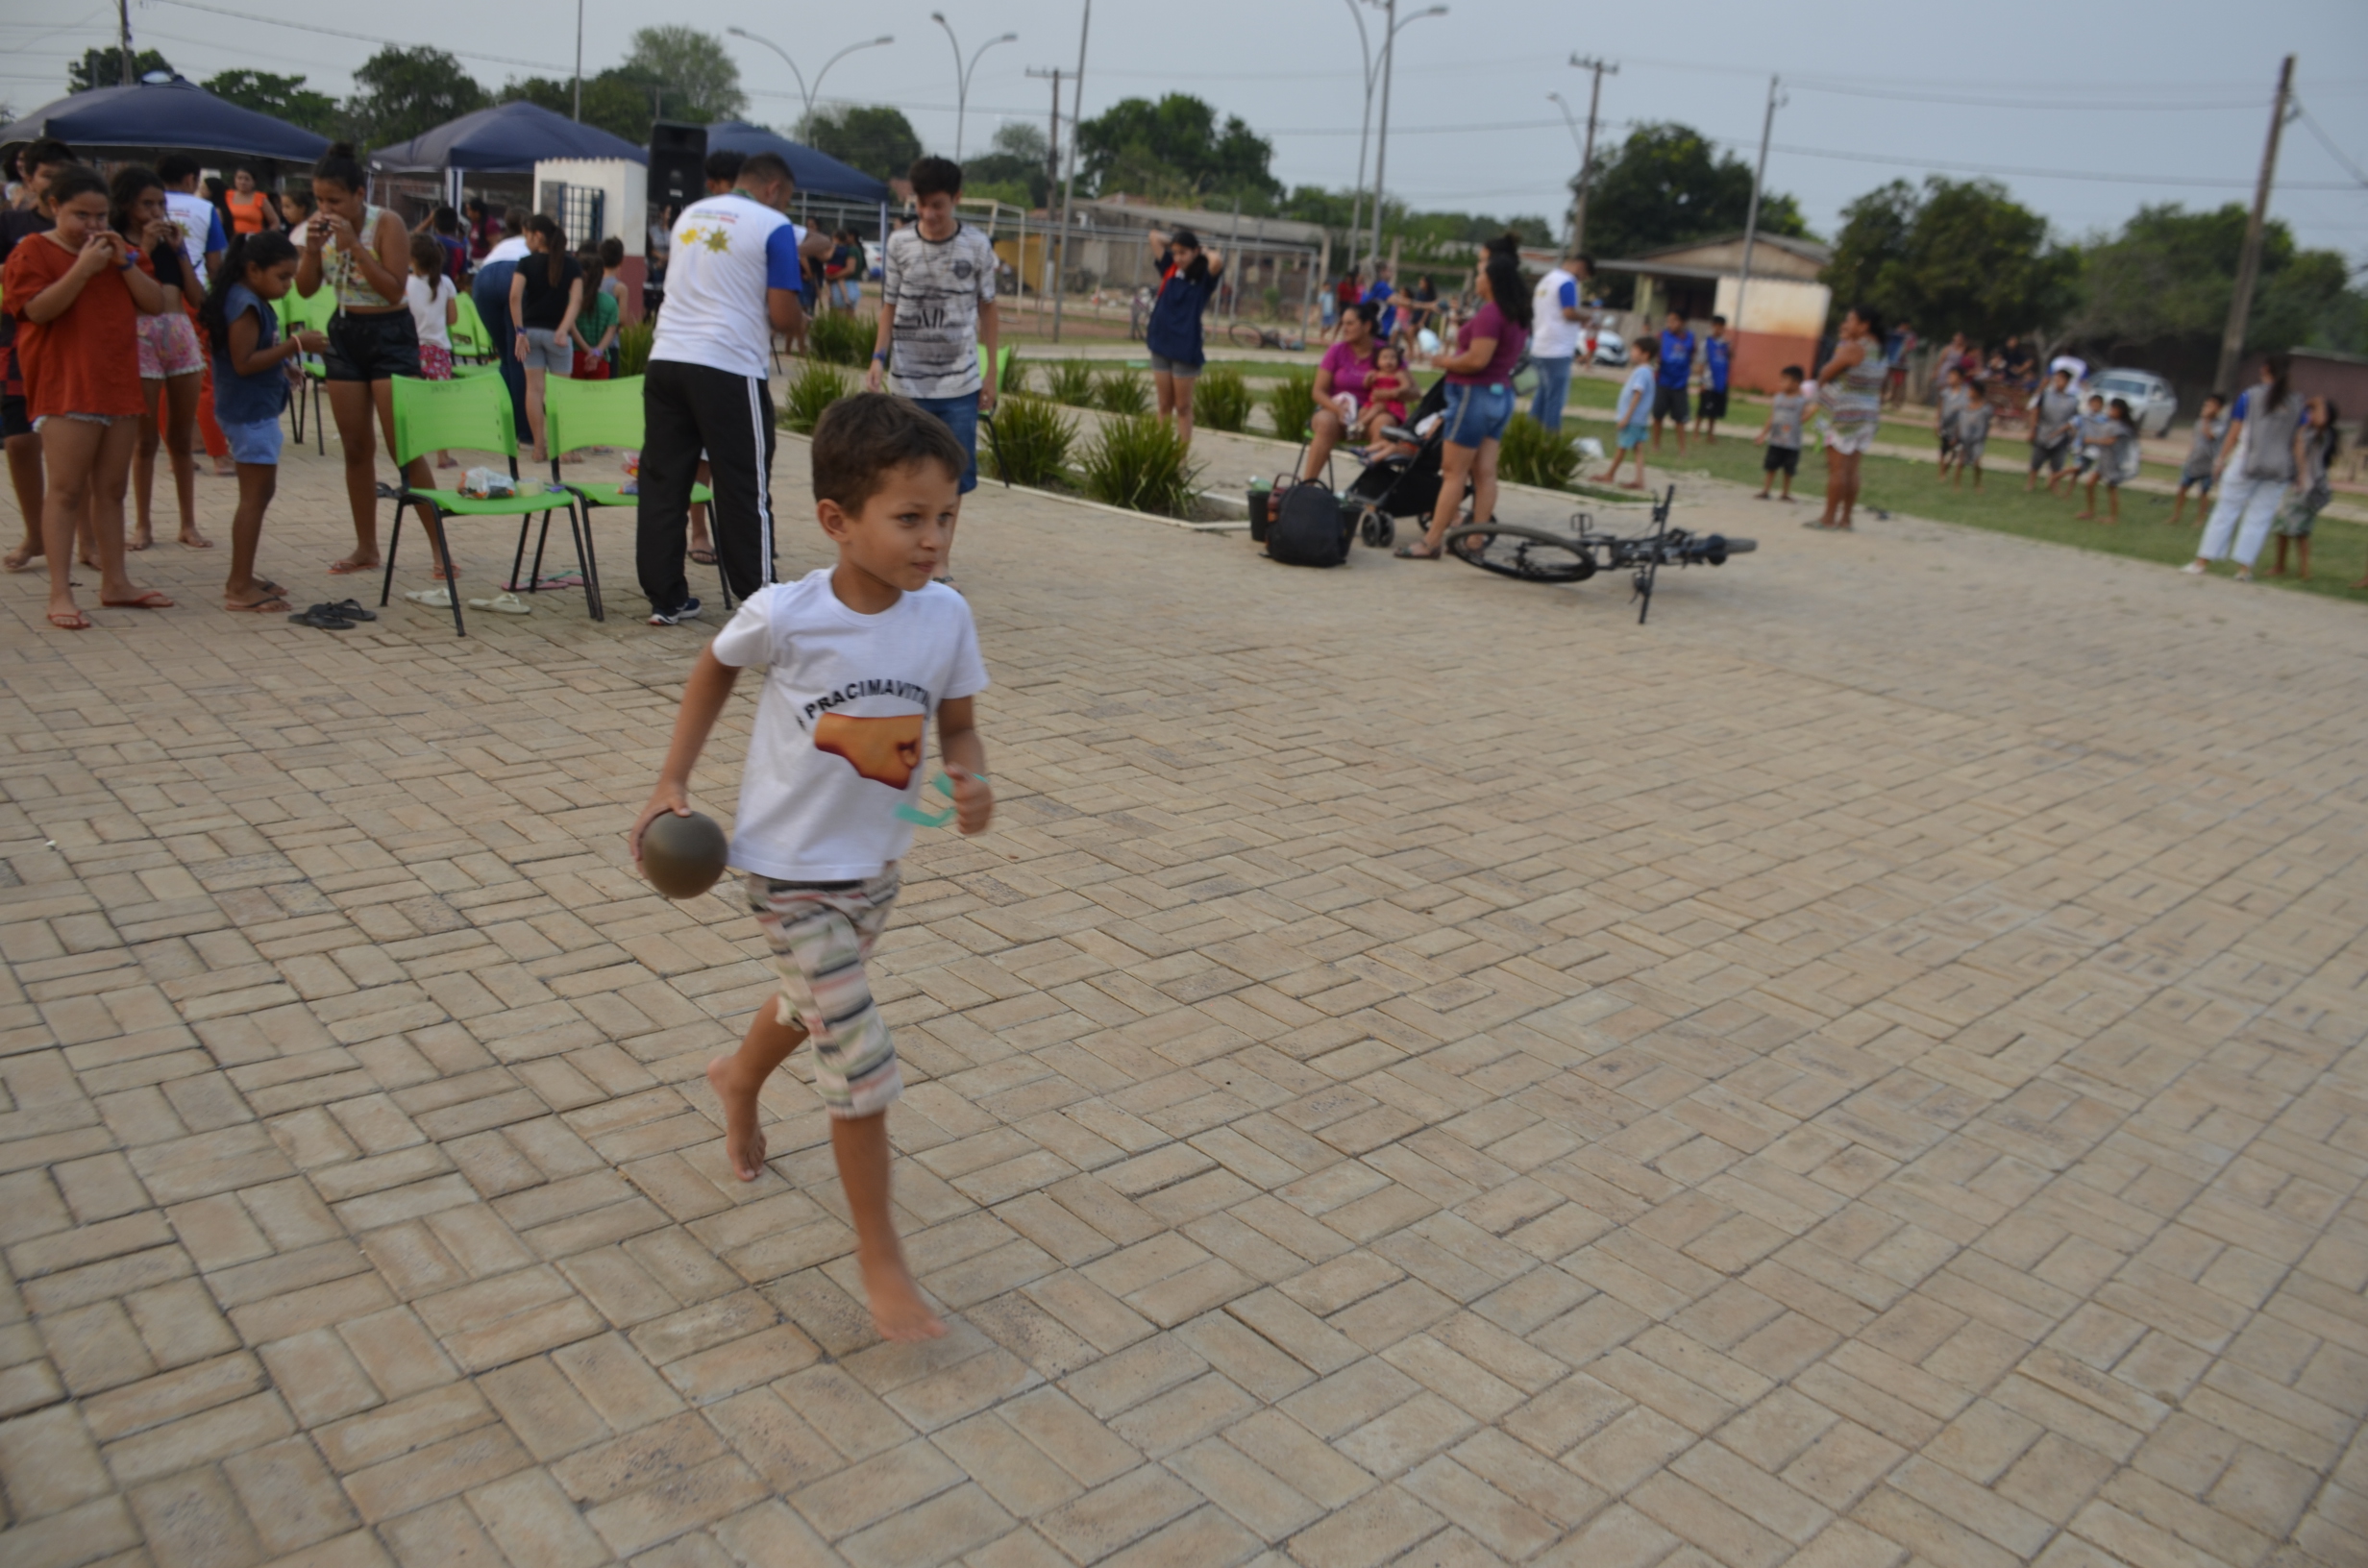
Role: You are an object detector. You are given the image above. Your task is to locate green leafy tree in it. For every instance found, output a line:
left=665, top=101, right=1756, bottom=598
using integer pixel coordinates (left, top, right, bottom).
left=965, top=120, right=1051, bottom=208
left=69, top=48, right=172, bottom=92
left=624, top=26, right=744, bottom=123
left=2070, top=203, right=2364, bottom=358
left=502, top=70, right=664, bottom=144
left=802, top=105, right=921, bottom=183
left=347, top=47, right=489, bottom=148
left=1077, top=95, right=1279, bottom=202
left=1823, top=177, right=2075, bottom=344
left=204, top=70, right=340, bottom=135
left=1581, top=122, right=1806, bottom=264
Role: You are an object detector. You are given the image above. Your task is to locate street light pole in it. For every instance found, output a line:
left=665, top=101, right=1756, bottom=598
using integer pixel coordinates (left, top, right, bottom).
left=1367, top=3, right=1445, bottom=273
left=728, top=30, right=894, bottom=134
left=1051, top=0, right=1092, bottom=343
left=1340, top=0, right=1375, bottom=273
left=932, top=14, right=1019, bottom=161
left=573, top=0, right=584, bottom=121
left=1566, top=55, right=1616, bottom=257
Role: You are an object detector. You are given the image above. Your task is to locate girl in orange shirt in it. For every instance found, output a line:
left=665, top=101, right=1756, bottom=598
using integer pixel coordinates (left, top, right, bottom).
left=225, top=168, right=279, bottom=235
left=2, top=164, right=173, bottom=629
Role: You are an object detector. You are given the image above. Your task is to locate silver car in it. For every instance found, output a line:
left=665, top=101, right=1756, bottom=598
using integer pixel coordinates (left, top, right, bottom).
left=2091, top=368, right=2178, bottom=438
left=1591, top=323, right=1626, bottom=366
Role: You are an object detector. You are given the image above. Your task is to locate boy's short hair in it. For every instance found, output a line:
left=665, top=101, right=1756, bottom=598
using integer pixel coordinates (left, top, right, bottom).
left=21, top=138, right=75, bottom=174
left=599, top=235, right=625, bottom=268
left=156, top=152, right=200, bottom=185
left=1634, top=332, right=1660, bottom=358
left=908, top=157, right=963, bottom=199
left=740, top=151, right=793, bottom=187
left=704, top=149, right=746, bottom=185
left=1711, top=314, right=1727, bottom=327
left=811, top=394, right=968, bottom=513
left=2202, top=390, right=2225, bottom=406
left=1779, top=364, right=1804, bottom=381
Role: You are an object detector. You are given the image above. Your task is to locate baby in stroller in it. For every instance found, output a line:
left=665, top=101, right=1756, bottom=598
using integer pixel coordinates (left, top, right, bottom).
left=1328, top=379, right=1462, bottom=549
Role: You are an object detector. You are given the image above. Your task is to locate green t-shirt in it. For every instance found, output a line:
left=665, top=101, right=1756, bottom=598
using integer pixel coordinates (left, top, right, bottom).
left=574, top=289, right=619, bottom=353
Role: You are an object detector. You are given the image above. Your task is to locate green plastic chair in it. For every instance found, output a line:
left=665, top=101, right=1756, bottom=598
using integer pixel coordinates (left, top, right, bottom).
left=277, top=290, right=334, bottom=454
left=451, top=291, right=493, bottom=363
left=543, top=376, right=722, bottom=609
left=978, top=343, right=1014, bottom=394
left=377, top=375, right=592, bottom=635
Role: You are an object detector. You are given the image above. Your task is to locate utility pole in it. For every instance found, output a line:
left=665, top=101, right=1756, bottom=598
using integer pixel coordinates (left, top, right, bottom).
left=117, top=0, right=135, bottom=85
left=1368, top=0, right=1395, bottom=269
left=1027, top=66, right=1063, bottom=314
left=1050, top=0, right=1092, bottom=344
left=2215, top=55, right=2296, bottom=395
left=1567, top=55, right=1616, bottom=256
left=1341, top=0, right=1375, bottom=276
left=572, top=0, right=584, bottom=120
left=1733, top=75, right=1782, bottom=347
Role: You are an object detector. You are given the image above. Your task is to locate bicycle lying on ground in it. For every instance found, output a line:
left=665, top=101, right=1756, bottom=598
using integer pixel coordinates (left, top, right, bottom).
left=1442, top=485, right=1755, bottom=624
left=1229, top=322, right=1307, bottom=352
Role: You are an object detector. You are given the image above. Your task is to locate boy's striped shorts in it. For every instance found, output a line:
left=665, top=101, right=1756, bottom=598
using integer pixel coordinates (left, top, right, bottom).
left=748, top=869, right=903, bottom=1118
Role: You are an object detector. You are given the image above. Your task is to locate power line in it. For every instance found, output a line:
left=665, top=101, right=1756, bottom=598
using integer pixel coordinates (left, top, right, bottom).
left=141, top=0, right=571, bottom=74
left=1789, top=82, right=2269, bottom=111
left=2294, top=102, right=2368, bottom=191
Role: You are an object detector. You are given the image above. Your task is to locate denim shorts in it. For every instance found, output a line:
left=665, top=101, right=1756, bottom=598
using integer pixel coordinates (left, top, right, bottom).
left=1440, top=382, right=1514, bottom=450
left=909, top=391, right=980, bottom=494
left=222, top=416, right=284, bottom=466
left=519, top=328, right=575, bottom=376
left=1617, top=420, right=1650, bottom=451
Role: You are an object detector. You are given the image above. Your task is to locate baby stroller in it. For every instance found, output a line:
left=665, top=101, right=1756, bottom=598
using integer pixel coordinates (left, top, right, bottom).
left=1287, top=380, right=1466, bottom=551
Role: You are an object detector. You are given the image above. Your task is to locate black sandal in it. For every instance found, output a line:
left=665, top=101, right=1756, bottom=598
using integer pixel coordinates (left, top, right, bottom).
left=288, top=604, right=357, bottom=630
left=324, top=598, right=378, bottom=622
left=1394, top=541, right=1443, bottom=559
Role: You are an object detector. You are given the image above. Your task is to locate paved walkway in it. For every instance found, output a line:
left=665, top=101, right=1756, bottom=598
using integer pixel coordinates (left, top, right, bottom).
left=3, top=407, right=2366, bottom=1568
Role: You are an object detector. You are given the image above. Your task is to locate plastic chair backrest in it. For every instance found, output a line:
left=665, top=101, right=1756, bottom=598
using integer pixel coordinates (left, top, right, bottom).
left=390, top=374, right=517, bottom=468
left=288, top=284, right=336, bottom=333
left=453, top=290, right=490, bottom=348
left=543, top=376, right=647, bottom=459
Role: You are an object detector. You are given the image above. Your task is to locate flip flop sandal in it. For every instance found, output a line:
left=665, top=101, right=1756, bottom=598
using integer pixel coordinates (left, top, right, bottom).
left=324, top=598, right=378, bottom=622
left=689, top=548, right=719, bottom=566
left=1393, top=543, right=1442, bottom=559
left=287, top=605, right=356, bottom=630
left=100, top=591, right=175, bottom=608
left=46, top=608, right=90, bottom=630
left=466, top=592, right=531, bottom=615
left=403, top=587, right=454, bottom=608
left=225, top=596, right=292, bottom=614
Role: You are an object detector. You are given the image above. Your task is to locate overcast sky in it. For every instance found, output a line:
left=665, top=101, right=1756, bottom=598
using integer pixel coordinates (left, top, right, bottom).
left=7, top=0, right=2364, bottom=257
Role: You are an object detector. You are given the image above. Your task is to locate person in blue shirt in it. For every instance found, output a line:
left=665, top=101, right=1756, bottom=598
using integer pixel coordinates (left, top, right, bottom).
left=1144, top=227, right=1225, bottom=448
left=1693, top=314, right=1733, bottom=445
left=1362, top=259, right=1398, bottom=341
left=1652, top=308, right=1696, bottom=455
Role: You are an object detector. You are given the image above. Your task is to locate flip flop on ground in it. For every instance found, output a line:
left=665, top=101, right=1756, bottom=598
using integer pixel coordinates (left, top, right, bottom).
left=287, top=604, right=357, bottom=629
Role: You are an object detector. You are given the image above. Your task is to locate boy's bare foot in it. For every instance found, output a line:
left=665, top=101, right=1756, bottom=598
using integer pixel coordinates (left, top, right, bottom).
left=860, top=1249, right=947, bottom=1341
left=2074, top=510, right=2094, bottom=521
left=327, top=553, right=381, bottom=575
left=706, top=1053, right=768, bottom=1181
left=131, top=527, right=154, bottom=551
left=179, top=528, right=213, bottom=549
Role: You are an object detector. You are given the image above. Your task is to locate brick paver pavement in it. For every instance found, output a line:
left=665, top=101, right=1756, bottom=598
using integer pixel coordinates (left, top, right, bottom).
left=3, top=416, right=2365, bottom=1568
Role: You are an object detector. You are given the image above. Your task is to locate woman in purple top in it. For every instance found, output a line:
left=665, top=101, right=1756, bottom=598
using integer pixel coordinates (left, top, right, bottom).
left=1298, top=301, right=1382, bottom=481
left=1399, top=240, right=1532, bottom=559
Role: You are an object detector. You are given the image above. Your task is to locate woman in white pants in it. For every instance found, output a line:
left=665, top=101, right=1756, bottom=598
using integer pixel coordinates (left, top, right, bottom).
left=2189, top=355, right=2306, bottom=582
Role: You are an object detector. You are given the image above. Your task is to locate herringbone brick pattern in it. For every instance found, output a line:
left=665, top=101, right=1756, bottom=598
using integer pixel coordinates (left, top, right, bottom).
left=2, top=424, right=2363, bottom=1568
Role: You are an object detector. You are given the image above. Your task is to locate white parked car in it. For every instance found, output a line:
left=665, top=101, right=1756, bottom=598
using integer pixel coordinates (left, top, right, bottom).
left=2091, top=368, right=2178, bottom=438
left=1591, top=323, right=1626, bottom=366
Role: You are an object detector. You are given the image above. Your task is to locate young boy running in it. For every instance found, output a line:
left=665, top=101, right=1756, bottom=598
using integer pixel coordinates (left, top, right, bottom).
left=632, top=393, right=992, bottom=1342
left=870, top=157, right=999, bottom=584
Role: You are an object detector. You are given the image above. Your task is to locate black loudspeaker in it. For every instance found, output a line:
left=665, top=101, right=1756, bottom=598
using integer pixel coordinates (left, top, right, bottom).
left=649, top=121, right=708, bottom=210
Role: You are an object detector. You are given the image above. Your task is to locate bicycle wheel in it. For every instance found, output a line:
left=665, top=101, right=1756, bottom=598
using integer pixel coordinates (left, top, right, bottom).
left=1443, top=524, right=1596, bottom=583
left=1230, top=323, right=1270, bottom=350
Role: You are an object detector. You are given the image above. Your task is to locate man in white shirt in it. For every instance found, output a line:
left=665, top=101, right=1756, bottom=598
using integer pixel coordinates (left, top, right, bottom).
left=1528, top=249, right=1591, bottom=431
left=637, top=152, right=833, bottom=625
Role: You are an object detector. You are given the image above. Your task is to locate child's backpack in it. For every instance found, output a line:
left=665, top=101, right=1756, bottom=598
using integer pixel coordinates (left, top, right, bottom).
left=1265, top=478, right=1354, bottom=568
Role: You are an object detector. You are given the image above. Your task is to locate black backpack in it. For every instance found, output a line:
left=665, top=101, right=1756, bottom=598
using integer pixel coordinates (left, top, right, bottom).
left=1265, top=479, right=1353, bottom=568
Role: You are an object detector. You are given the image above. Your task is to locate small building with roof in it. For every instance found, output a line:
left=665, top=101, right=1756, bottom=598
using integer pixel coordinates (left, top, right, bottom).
left=1600, top=233, right=1833, bottom=394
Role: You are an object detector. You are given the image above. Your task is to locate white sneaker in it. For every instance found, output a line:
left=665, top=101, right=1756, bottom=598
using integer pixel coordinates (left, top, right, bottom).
left=2181, top=561, right=2208, bottom=576
left=403, top=586, right=454, bottom=607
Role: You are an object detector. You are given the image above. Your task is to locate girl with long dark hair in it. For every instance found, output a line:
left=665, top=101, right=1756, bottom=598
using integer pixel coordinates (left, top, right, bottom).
left=203, top=231, right=326, bottom=614
left=112, top=164, right=210, bottom=553
left=1144, top=226, right=1225, bottom=447
left=1397, top=239, right=1532, bottom=559
left=296, top=144, right=444, bottom=581
left=507, top=213, right=581, bottom=461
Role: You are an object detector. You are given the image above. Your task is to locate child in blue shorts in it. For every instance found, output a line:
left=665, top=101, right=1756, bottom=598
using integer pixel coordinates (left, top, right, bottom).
left=1599, top=332, right=1659, bottom=489
left=200, top=231, right=325, bottom=615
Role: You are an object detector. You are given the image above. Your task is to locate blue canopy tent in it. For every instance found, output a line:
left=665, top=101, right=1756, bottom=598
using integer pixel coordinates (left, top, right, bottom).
left=700, top=123, right=890, bottom=206
left=2, top=76, right=329, bottom=167
left=365, top=102, right=646, bottom=176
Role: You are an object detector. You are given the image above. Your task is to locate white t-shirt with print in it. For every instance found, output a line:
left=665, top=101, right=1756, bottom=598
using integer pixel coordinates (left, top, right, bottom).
left=163, top=191, right=222, bottom=286
left=883, top=222, right=998, bottom=399
left=652, top=195, right=805, bottom=381
left=708, top=571, right=989, bottom=881
left=406, top=274, right=455, bottom=348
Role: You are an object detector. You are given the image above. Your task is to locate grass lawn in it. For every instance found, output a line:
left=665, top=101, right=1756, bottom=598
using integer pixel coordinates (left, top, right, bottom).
left=1574, top=417, right=2368, bottom=602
